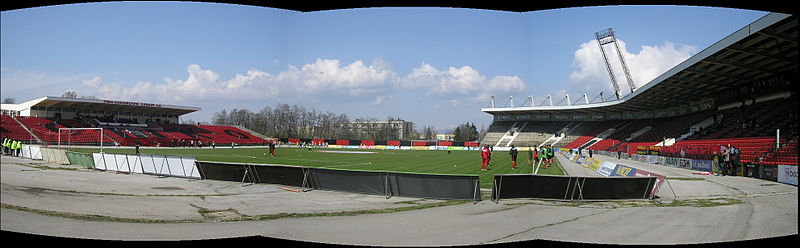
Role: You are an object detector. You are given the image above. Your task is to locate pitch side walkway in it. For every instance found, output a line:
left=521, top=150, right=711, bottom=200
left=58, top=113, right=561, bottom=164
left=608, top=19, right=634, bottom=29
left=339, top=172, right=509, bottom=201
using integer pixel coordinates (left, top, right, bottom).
left=2, top=155, right=797, bottom=245
left=557, top=152, right=798, bottom=200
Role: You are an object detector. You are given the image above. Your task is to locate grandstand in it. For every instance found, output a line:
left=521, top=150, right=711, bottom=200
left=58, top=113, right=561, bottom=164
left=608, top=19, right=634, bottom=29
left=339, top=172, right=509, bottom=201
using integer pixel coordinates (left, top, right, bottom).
left=0, top=96, right=269, bottom=146
left=480, top=12, right=798, bottom=168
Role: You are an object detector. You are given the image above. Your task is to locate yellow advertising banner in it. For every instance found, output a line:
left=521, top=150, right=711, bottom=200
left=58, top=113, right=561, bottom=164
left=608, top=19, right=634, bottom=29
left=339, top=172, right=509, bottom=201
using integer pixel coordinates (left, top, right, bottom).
left=589, top=159, right=603, bottom=171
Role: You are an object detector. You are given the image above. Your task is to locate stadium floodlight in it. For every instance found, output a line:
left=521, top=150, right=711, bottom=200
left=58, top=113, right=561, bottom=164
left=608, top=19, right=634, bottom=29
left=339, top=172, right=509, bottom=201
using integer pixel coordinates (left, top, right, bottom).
left=58, top=127, right=104, bottom=153
left=595, top=28, right=636, bottom=100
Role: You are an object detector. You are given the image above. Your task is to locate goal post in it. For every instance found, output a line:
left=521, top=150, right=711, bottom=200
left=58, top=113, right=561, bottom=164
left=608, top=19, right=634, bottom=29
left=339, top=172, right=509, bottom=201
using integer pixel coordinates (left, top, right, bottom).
left=58, top=127, right=104, bottom=153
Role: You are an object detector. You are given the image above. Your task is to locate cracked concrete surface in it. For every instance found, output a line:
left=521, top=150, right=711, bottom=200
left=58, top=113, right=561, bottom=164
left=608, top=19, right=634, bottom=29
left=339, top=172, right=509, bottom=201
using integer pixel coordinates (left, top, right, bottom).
left=2, top=154, right=797, bottom=245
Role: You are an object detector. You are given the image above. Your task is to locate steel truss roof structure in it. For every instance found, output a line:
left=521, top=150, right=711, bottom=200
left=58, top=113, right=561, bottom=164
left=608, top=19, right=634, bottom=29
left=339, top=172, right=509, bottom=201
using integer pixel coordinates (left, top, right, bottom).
left=483, top=13, right=797, bottom=120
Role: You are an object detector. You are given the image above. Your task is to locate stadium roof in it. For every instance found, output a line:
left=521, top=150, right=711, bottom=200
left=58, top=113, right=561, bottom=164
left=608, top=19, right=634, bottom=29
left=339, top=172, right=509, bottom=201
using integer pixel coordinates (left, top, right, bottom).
left=2, top=96, right=201, bottom=116
left=483, top=12, right=797, bottom=118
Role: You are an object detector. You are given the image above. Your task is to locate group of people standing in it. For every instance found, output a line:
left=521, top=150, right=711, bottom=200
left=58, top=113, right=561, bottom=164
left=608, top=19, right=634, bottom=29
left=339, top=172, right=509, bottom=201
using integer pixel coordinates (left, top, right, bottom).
left=717, top=143, right=739, bottom=176
left=480, top=144, right=555, bottom=171
left=2, top=138, right=23, bottom=157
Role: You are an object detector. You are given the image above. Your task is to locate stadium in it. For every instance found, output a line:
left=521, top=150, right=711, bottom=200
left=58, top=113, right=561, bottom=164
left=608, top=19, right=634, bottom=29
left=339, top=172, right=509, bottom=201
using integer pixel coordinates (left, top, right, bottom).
left=1, top=8, right=797, bottom=246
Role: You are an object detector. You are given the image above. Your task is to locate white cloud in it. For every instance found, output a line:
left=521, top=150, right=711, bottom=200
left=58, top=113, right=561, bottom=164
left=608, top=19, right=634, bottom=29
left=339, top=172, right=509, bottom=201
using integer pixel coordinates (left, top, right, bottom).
left=82, top=76, right=102, bottom=87
left=52, top=59, right=529, bottom=110
left=275, top=58, right=395, bottom=96
left=399, top=63, right=527, bottom=102
left=568, top=39, right=697, bottom=97
left=370, top=95, right=389, bottom=105
left=78, top=59, right=398, bottom=104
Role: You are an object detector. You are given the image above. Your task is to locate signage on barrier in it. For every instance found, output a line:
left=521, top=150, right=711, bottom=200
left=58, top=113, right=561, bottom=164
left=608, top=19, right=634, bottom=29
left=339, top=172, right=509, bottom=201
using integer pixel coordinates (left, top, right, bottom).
left=612, top=164, right=637, bottom=177
left=647, top=155, right=660, bottom=164
left=589, top=159, right=603, bottom=171
left=588, top=159, right=602, bottom=171
left=576, top=156, right=586, bottom=164
left=677, top=158, right=692, bottom=169
left=663, top=157, right=679, bottom=167
left=778, top=165, right=798, bottom=186
left=691, top=160, right=713, bottom=172
left=597, top=161, right=618, bottom=177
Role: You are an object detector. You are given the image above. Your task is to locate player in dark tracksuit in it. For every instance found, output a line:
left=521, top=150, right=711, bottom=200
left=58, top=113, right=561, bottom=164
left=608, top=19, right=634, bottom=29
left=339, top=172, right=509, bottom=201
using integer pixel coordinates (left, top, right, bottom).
left=269, top=141, right=276, bottom=157
left=509, top=145, right=519, bottom=169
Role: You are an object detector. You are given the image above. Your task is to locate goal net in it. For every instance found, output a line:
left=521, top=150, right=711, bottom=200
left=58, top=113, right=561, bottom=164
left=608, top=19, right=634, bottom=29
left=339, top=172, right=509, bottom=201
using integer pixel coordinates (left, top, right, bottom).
left=58, top=127, right=105, bottom=152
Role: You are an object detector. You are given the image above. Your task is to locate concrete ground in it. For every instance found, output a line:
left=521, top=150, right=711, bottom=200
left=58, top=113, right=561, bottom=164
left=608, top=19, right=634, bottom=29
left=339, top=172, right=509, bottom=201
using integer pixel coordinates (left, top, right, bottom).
left=1, top=154, right=797, bottom=245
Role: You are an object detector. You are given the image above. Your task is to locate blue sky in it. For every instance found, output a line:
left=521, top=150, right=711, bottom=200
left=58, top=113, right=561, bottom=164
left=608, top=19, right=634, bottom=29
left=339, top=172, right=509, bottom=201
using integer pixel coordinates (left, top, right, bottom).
left=1, top=3, right=769, bottom=131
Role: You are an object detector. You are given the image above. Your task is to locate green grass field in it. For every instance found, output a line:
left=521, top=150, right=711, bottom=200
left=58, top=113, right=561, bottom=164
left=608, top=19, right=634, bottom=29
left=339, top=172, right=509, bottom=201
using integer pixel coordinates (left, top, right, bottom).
left=68, top=147, right=564, bottom=188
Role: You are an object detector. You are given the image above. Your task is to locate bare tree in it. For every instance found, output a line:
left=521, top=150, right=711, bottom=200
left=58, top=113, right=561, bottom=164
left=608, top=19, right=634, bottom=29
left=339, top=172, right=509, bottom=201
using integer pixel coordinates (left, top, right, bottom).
left=211, top=103, right=423, bottom=140
left=2, top=98, right=15, bottom=104
left=61, top=90, right=78, bottom=98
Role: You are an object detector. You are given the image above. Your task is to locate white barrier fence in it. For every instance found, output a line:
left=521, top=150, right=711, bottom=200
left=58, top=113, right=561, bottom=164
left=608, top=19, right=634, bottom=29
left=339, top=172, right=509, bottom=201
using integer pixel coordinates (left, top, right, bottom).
left=92, top=153, right=200, bottom=179
left=40, top=147, right=70, bottom=165
left=20, top=144, right=43, bottom=160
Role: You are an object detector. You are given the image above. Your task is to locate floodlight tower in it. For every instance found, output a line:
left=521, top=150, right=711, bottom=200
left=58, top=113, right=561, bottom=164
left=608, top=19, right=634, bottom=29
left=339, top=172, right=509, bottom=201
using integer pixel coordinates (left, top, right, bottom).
left=595, top=28, right=636, bottom=100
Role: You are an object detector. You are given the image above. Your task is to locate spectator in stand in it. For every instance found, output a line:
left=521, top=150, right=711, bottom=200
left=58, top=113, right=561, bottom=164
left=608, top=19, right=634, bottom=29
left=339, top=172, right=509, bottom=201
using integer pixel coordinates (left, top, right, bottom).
left=508, top=145, right=519, bottom=169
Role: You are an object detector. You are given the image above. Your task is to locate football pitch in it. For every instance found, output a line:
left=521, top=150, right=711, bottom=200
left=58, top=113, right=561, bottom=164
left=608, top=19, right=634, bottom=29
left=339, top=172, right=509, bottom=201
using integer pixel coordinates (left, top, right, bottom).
left=68, top=147, right=564, bottom=188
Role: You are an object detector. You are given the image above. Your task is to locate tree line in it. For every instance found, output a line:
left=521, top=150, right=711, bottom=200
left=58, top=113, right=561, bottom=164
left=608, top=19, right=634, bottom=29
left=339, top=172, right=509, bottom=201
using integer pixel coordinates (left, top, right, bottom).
left=207, top=103, right=480, bottom=141
left=209, top=103, right=409, bottom=140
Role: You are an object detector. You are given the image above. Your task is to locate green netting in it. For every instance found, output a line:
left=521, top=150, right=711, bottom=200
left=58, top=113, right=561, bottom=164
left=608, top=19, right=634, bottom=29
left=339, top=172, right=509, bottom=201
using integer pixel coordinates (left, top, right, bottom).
left=66, top=151, right=95, bottom=168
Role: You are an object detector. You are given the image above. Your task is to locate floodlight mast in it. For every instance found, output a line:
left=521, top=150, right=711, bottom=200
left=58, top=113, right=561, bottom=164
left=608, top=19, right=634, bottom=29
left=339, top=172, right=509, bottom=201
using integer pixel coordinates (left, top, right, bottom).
left=595, top=28, right=636, bottom=100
